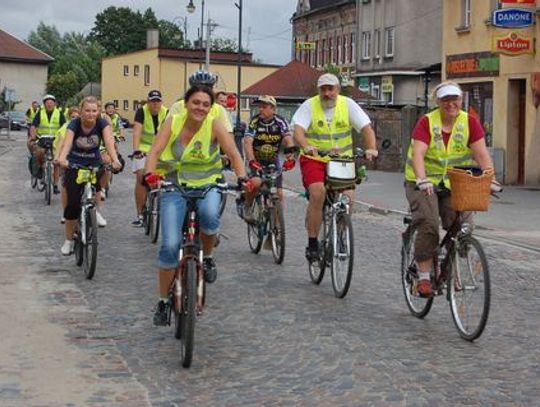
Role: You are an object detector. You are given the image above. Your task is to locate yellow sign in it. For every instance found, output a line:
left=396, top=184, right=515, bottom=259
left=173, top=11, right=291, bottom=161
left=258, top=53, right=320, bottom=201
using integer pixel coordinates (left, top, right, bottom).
left=492, top=32, right=535, bottom=56
left=296, top=41, right=316, bottom=50
left=381, top=76, right=393, bottom=93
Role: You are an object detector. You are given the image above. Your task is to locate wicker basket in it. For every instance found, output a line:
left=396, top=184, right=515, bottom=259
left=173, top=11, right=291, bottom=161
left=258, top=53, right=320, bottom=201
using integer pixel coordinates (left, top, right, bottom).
left=447, top=167, right=493, bottom=212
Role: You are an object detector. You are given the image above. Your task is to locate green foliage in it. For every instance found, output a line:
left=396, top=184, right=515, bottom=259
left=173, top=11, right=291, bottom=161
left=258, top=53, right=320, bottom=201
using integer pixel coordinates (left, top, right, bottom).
left=210, top=37, right=238, bottom=52
left=46, top=72, right=80, bottom=105
left=158, top=20, right=185, bottom=48
left=322, top=64, right=349, bottom=96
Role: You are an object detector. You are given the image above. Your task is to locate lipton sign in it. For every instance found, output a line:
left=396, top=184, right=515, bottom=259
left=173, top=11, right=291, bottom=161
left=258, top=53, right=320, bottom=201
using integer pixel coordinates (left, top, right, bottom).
left=493, top=32, right=535, bottom=55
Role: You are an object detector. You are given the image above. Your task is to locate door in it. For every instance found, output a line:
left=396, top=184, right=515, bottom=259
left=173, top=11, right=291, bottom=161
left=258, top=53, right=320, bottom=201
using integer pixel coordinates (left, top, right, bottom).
left=507, top=79, right=526, bottom=185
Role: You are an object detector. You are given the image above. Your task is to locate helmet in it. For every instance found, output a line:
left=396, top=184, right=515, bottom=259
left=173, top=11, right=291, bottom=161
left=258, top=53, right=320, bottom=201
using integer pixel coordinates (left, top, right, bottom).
left=42, top=94, right=56, bottom=103
left=189, top=70, right=217, bottom=87
left=104, top=101, right=115, bottom=109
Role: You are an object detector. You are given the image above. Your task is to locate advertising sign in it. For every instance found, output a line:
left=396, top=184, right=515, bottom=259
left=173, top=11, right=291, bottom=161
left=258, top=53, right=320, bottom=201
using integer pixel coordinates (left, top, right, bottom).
left=493, top=32, right=534, bottom=55
left=446, top=52, right=500, bottom=79
left=493, top=8, right=534, bottom=28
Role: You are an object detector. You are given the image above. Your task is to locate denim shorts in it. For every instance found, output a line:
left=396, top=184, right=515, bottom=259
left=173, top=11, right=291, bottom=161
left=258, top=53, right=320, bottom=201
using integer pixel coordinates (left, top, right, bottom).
left=158, top=188, right=221, bottom=269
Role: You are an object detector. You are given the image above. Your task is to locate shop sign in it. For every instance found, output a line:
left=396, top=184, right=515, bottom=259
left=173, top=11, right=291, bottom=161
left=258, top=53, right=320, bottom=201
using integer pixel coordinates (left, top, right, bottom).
left=358, top=77, right=370, bottom=92
left=493, top=32, right=535, bottom=55
left=446, top=52, right=500, bottom=79
left=381, top=76, right=393, bottom=93
left=296, top=41, right=316, bottom=50
left=493, top=8, right=534, bottom=28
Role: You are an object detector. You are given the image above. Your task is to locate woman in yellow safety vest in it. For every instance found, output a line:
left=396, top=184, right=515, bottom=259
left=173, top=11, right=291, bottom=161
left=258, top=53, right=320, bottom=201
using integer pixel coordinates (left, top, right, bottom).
left=403, top=81, right=501, bottom=297
left=143, top=84, right=251, bottom=326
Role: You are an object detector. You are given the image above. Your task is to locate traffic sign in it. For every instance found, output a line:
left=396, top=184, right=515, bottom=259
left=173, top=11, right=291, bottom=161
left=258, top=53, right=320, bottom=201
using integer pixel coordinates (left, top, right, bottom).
left=493, top=8, right=534, bottom=28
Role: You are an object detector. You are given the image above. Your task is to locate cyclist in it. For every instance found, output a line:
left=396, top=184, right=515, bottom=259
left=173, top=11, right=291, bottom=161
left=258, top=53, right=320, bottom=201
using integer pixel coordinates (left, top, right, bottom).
left=28, top=95, right=66, bottom=194
left=243, top=95, right=296, bottom=222
left=143, top=84, right=252, bottom=325
left=404, top=81, right=501, bottom=297
left=292, top=73, right=378, bottom=262
left=55, top=96, right=121, bottom=255
left=99, top=102, right=125, bottom=198
left=131, top=90, right=168, bottom=227
left=25, top=101, right=39, bottom=127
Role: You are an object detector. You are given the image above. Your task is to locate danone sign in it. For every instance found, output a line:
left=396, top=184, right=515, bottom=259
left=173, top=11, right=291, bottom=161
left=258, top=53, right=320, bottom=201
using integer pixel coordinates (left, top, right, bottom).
left=493, top=32, right=535, bottom=55
left=493, top=8, right=534, bottom=28
left=446, top=52, right=500, bottom=79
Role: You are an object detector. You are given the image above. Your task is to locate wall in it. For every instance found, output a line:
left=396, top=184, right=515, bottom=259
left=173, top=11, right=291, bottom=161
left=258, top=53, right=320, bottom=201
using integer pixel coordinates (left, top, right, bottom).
left=0, top=61, right=48, bottom=112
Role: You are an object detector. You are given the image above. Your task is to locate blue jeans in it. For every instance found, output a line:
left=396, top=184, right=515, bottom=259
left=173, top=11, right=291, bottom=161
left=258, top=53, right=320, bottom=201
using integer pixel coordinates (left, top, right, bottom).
left=158, top=188, right=221, bottom=269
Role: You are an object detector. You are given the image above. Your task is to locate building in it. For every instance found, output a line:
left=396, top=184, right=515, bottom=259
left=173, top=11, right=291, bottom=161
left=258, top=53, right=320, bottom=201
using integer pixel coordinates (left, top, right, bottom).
left=0, top=29, right=53, bottom=111
left=355, top=0, right=443, bottom=107
left=101, top=47, right=280, bottom=123
left=442, top=0, right=539, bottom=185
left=291, top=0, right=357, bottom=82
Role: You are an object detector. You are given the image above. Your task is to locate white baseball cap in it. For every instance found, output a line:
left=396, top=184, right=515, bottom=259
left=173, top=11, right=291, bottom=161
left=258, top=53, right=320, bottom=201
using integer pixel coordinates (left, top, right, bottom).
left=317, top=73, right=340, bottom=88
left=436, top=84, right=462, bottom=99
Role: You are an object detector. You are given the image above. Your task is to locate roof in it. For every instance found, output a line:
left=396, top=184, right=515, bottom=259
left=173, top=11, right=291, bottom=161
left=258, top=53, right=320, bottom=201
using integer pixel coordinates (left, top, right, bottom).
left=242, top=60, right=371, bottom=101
left=0, top=29, right=53, bottom=64
left=293, top=0, right=354, bottom=20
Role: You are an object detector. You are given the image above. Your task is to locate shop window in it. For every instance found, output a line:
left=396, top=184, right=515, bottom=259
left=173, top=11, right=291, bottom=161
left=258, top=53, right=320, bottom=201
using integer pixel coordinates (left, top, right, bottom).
left=382, top=90, right=394, bottom=104
left=371, top=84, right=380, bottom=100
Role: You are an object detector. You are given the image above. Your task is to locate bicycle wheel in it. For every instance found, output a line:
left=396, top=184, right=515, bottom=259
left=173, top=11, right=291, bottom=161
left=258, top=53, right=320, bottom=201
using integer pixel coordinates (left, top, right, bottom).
left=247, top=199, right=263, bottom=253
left=143, top=197, right=151, bottom=236
left=330, top=212, right=354, bottom=298
left=44, top=162, right=52, bottom=205
left=218, top=190, right=227, bottom=217
left=74, top=231, right=83, bottom=267
left=449, top=236, right=490, bottom=341
left=401, top=226, right=434, bottom=318
left=180, top=258, right=197, bottom=368
left=29, top=157, right=38, bottom=189
left=37, top=166, right=46, bottom=192
left=308, top=208, right=328, bottom=285
left=150, top=193, right=160, bottom=244
left=269, top=200, right=285, bottom=264
left=83, top=208, right=98, bottom=280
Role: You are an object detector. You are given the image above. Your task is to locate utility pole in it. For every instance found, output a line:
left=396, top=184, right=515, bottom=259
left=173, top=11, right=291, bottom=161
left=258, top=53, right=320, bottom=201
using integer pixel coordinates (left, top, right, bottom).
left=234, top=0, right=244, bottom=157
left=205, top=18, right=218, bottom=70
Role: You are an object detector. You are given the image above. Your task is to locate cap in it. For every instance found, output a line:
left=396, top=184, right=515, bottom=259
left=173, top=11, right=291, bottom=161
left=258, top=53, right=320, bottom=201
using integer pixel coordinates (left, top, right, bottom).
left=436, top=84, right=462, bottom=99
left=42, top=94, right=56, bottom=103
left=147, top=90, right=162, bottom=101
left=317, top=73, right=340, bottom=88
left=255, top=95, right=277, bottom=107
left=104, top=101, right=115, bottom=108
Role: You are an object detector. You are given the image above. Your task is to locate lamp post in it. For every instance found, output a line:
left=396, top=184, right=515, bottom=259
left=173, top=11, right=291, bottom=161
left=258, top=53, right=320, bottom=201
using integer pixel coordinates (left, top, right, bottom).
left=187, top=0, right=205, bottom=50
left=172, top=16, right=188, bottom=47
left=234, top=0, right=244, bottom=157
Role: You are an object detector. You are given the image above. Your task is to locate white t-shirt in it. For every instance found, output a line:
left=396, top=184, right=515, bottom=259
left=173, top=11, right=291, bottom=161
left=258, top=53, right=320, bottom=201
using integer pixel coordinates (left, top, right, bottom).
left=292, top=96, right=371, bottom=132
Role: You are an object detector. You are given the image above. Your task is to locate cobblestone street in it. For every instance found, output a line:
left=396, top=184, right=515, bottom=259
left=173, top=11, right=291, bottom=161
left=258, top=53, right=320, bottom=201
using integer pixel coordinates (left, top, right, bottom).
left=1, top=134, right=539, bottom=406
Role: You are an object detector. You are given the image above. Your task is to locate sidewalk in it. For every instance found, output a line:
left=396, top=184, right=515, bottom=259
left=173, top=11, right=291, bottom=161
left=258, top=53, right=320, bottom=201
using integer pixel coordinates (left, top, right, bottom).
left=284, top=167, right=540, bottom=251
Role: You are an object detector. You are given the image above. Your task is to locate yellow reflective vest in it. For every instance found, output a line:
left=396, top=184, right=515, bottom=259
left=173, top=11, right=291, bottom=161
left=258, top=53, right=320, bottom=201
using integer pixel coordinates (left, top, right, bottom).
left=37, top=108, right=61, bottom=137
left=405, top=109, right=474, bottom=189
left=140, top=105, right=168, bottom=152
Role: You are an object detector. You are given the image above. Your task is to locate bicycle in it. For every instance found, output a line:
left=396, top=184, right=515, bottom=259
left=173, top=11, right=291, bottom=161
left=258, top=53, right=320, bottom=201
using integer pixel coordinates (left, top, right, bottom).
left=401, top=181, right=494, bottom=341
left=244, top=164, right=287, bottom=264
left=143, top=186, right=160, bottom=244
left=160, top=180, right=238, bottom=368
left=71, top=163, right=103, bottom=280
left=306, top=149, right=367, bottom=298
left=36, top=135, right=55, bottom=205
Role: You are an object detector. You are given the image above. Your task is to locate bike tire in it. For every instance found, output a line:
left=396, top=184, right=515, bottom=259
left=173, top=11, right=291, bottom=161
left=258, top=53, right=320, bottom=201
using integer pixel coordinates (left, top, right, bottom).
left=180, top=258, right=197, bottom=368
left=330, top=212, right=354, bottom=298
left=44, top=163, right=52, bottom=205
left=218, top=190, right=227, bottom=217
left=143, top=195, right=151, bottom=236
left=74, top=232, right=84, bottom=267
left=308, top=208, right=328, bottom=285
left=401, top=226, right=433, bottom=318
left=449, top=236, right=490, bottom=341
left=269, top=200, right=286, bottom=264
left=83, top=209, right=98, bottom=280
left=247, top=199, right=263, bottom=254
left=150, top=193, right=160, bottom=244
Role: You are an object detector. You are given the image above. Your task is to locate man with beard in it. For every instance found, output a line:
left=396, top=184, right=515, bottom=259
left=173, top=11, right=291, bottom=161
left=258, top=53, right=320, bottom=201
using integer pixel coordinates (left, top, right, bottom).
left=292, top=73, right=378, bottom=262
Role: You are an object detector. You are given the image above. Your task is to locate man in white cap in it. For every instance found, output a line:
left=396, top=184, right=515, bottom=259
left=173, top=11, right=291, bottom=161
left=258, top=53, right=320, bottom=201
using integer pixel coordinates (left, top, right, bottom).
left=404, top=81, right=501, bottom=297
left=292, top=73, right=378, bottom=262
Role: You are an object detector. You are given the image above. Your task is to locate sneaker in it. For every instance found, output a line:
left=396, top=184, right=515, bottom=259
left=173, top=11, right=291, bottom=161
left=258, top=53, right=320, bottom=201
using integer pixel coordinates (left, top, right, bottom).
left=131, top=215, right=144, bottom=227
left=153, top=299, right=169, bottom=326
left=61, top=240, right=74, bottom=256
left=203, top=257, right=217, bottom=283
left=305, top=245, right=319, bottom=263
left=96, top=211, right=107, bottom=227
left=416, top=279, right=433, bottom=298
left=60, top=217, right=66, bottom=224
left=53, top=185, right=60, bottom=194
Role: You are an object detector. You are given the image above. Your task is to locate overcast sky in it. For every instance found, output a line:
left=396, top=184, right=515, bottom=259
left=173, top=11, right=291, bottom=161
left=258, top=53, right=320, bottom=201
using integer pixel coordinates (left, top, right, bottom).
left=0, top=0, right=296, bottom=65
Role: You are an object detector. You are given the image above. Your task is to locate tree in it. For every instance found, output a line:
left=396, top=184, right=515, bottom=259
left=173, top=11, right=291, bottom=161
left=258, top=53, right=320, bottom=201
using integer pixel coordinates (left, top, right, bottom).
left=46, top=72, right=80, bottom=105
left=27, top=23, right=63, bottom=59
left=210, top=37, right=239, bottom=52
left=323, top=64, right=350, bottom=96
left=158, top=20, right=185, bottom=48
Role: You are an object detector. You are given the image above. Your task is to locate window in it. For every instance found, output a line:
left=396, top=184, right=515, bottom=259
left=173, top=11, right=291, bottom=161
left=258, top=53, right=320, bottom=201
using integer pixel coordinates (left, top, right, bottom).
left=240, top=97, right=250, bottom=111
left=329, top=37, right=333, bottom=64
left=343, top=35, right=349, bottom=64
left=123, top=100, right=129, bottom=110
left=385, top=27, right=395, bottom=57
left=317, top=40, right=322, bottom=66
left=337, top=36, right=342, bottom=65
left=462, top=0, right=471, bottom=27
left=322, top=39, right=326, bottom=65
left=362, top=31, right=371, bottom=60
left=134, top=65, right=140, bottom=76
left=374, top=29, right=381, bottom=59
left=315, top=40, right=319, bottom=66
left=144, top=65, right=150, bottom=86
left=382, top=89, right=394, bottom=104
left=113, top=99, right=118, bottom=108
left=123, top=65, right=129, bottom=76
left=371, top=84, right=380, bottom=100
left=350, top=33, right=355, bottom=63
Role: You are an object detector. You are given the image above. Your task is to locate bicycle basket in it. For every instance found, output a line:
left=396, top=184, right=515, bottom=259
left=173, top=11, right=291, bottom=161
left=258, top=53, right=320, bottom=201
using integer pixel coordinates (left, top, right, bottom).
left=447, top=167, right=493, bottom=211
left=326, top=159, right=356, bottom=190
left=37, top=136, right=54, bottom=149
left=76, top=169, right=97, bottom=185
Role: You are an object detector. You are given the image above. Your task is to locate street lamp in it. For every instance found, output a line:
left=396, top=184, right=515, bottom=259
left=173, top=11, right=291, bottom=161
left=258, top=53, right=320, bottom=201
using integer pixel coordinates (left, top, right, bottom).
left=234, top=0, right=244, bottom=157
left=186, top=0, right=205, bottom=50
left=172, top=16, right=188, bottom=47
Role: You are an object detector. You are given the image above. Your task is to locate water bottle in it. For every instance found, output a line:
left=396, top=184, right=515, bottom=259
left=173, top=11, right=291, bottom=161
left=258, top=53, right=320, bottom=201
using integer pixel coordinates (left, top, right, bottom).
left=355, top=164, right=367, bottom=184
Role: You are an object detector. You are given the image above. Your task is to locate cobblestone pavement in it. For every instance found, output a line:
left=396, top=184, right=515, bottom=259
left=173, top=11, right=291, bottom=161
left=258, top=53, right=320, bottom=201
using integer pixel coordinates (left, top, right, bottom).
left=1, top=137, right=539, bottom=406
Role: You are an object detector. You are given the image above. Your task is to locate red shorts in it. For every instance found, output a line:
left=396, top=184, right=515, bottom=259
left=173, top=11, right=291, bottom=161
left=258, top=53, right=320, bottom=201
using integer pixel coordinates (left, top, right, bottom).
left=300, top=155, right=327, bottom=189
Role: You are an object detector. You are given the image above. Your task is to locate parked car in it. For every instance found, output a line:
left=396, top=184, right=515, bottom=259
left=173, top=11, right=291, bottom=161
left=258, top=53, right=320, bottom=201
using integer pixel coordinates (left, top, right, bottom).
left=0, top=111, right=28, bottom=130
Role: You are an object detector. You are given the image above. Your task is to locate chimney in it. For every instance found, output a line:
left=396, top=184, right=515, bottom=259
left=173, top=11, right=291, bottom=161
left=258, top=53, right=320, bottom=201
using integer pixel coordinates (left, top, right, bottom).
left=146, top=29, right=159, bottom=49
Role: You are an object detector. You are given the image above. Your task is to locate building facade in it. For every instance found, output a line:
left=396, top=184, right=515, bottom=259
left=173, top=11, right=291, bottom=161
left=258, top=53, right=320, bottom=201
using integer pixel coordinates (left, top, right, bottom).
left=0, top=29, right=53, bottom=112
left=101, top=48, right=280, bottom=123
left=355, top=0, right=443, bottom=107
left=291, top=0, right=357, bottom=83
left=442, top=0, right=539, bottom=184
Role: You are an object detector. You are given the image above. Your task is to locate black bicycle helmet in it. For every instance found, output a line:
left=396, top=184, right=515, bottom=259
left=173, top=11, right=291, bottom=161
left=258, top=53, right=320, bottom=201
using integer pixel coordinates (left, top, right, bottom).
left=189, top=70, right=217, bottom=87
